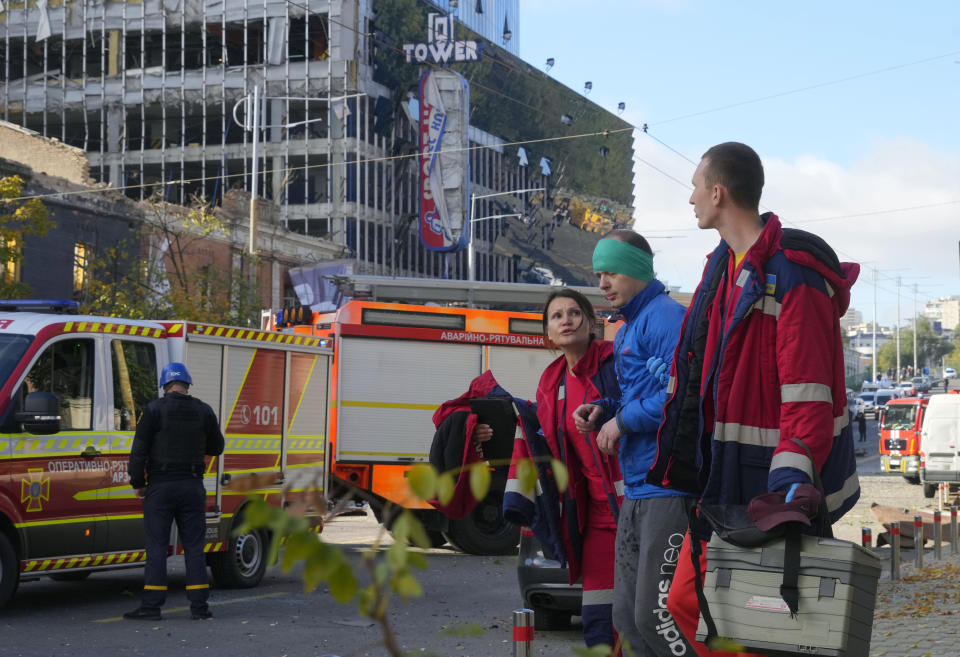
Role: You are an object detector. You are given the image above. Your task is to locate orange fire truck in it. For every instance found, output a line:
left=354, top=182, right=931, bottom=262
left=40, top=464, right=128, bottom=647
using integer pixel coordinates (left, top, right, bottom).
left=0, top=300, right=330, bottom=606
left=878, top=396, right=930, bottom=485
left=267, top=276, right=636, bottom=555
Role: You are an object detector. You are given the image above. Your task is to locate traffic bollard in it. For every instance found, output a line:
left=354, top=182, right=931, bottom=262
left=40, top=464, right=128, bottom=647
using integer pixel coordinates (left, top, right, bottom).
left=891, top=521, right=901, bottom=581
left=952, top=506, right=958, bottom=556
left=914, top=515, right=924, bottom=569
left=934, top=510, right=942, bottom=560
left=861, top=527, right=872, bottom=549
left=513, top=609, right=534, bottom=657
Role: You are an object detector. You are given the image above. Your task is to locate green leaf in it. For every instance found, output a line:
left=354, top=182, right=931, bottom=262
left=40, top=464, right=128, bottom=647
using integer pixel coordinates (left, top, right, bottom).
left=386, top=541, right=408, bottom=570
left=374, top=562, right=390, bottom=586
left=302, top=541, right=342, bottom=591
left=329, top=561, right=358, bottom=603
left=516, top=458, right=537, bottom=496
left=551, top=459, right=569, bottom=493
left=266, top=531, right=282, bottom=567
left=407, top=464, right=438, bottom=501
left=281, top=531, right=319, bottom=573
left=302, top=551, right=328, bottom=593
left=406, top=515, right=431, bottom=550
left=391, top=570, right=423, bottom=600
left=407, top=550, right=428, bottom=570
left=241, top=498, right=272, bottom=529
left=469, top=463, right=491, bottom=501
left=357, top=585, right=376, bottom=615
left=286, top=515, right=311, bottom=534
left=436, top=472, right=455, bottom=505
left=391, top=511, right=412, bottom=543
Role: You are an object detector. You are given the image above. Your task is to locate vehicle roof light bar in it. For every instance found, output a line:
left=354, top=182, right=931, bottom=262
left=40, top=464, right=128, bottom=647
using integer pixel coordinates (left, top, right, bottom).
left=0, top=299, right=80, bottom=314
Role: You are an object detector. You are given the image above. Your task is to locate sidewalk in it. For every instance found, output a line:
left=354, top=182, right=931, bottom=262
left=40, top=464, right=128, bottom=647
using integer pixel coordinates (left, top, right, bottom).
left=870, top=546, right=960, bottom=656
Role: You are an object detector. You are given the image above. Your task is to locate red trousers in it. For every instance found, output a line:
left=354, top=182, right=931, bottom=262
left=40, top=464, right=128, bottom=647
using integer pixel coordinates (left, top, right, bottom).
left=666, top=532, right=764, bottom=657
left=581, top=521, right=618, bottom=650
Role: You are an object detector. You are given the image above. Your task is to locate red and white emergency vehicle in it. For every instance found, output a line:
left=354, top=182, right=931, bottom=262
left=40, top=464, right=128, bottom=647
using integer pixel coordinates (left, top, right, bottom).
left=0, top=300, right=331, bottom=606
left=878, top=396, right=929, bottom=485
left=267, top=276, right=628, bottom=555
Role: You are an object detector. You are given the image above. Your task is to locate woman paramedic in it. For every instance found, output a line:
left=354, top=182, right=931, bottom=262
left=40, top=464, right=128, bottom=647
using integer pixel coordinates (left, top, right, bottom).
left=483, top=288, right=623, bottom=649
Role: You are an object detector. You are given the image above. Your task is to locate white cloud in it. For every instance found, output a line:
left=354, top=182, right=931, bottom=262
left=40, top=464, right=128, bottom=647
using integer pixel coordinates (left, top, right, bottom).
left=628, top=137, right=960, bottom=326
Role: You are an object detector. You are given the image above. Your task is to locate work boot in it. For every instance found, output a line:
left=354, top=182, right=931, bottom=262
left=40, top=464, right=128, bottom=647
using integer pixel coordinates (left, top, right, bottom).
left=191, top=608, right=213, bottom=620
left=123, top=607, right=161, bottom=621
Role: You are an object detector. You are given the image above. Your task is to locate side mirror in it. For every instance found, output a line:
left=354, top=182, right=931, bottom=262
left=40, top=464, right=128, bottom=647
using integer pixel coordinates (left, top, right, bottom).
left=15, top=391, right=62, bottom=435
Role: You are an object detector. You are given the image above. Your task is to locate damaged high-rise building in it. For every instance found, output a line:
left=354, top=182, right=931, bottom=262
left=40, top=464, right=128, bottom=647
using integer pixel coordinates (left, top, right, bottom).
left=1, top=0, right=634, bottom=285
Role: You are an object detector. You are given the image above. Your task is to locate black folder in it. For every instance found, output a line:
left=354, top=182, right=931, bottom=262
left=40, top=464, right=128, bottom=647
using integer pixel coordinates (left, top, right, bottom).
left=468, top=397, right=517, bottom=463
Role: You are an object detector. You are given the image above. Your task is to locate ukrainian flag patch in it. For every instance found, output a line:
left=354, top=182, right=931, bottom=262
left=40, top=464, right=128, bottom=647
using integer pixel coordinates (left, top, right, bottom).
left=765, top=274, right=776, bottom=295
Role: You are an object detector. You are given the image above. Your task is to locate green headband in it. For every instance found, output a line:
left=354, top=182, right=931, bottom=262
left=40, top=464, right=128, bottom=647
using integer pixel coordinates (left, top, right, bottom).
left=592, top=238, right=654, bottom=282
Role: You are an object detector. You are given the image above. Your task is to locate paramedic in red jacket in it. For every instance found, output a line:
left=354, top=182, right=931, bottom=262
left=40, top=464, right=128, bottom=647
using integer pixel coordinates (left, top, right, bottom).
left=497, top=288, right=623, bottom=649
left=647, top=142, right=861, bottom=656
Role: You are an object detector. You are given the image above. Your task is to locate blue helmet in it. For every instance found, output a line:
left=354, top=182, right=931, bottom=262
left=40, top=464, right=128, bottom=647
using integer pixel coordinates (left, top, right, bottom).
left=159, top=362, right=193, bottom=387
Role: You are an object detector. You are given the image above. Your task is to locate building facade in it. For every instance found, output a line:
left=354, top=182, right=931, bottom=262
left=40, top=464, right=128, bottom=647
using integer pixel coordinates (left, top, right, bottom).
left=1, top=0, right=633, bottom=288
left=924, top=296, right=960, bottom=334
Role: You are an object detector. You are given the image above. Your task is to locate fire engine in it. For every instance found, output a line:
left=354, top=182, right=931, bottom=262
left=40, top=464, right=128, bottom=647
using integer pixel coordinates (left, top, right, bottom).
left=0, top=300, right=331, bottom=606
left=267, top=276, right=644, bottom=555
left=878, top=396, right=930, bottom=485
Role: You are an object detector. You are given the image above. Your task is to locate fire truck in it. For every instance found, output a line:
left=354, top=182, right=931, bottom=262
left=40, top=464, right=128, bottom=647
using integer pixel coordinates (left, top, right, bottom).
left=0, top=300, right=331, bottom=606
left=267, top=276, right=633, bottom=555
left=878, top=396, right=930, bottom=485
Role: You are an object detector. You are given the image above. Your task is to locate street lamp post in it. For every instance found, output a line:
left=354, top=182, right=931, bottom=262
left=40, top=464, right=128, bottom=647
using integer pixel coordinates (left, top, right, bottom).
left=232, top=91, right=365, bottom=255
left=467, top=187, right=545, bottom=282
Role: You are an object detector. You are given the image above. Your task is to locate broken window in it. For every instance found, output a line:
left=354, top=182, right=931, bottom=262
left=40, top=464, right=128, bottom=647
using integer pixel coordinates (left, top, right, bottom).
left=288, top=16, right=329, bottom=62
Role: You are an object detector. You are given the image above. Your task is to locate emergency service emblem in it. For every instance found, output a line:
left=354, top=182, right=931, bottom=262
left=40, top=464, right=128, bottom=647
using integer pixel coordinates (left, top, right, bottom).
left=21, top=468, right=50, bottom=512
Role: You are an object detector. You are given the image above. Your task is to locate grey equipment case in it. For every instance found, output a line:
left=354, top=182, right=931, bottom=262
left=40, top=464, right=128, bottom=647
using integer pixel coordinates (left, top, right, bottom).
left=695, top=533, right=882, bottom=657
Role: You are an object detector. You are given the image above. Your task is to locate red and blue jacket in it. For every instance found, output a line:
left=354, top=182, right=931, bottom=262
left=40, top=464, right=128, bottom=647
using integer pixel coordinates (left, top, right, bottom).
left=648, top=214, right=861, bottom=534
left=503, top=339, right=623, bottom=584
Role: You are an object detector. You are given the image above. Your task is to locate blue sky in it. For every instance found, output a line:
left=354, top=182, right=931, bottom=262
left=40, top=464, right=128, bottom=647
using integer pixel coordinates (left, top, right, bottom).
left=518, top=0, right=960, bottom=329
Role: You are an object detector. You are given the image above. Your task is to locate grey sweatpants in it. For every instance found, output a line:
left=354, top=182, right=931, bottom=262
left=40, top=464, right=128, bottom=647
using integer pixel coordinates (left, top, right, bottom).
left=612, top=496, right=695, bottom=657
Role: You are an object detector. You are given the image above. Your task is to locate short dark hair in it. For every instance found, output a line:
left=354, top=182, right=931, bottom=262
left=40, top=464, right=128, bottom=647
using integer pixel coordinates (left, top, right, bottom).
left=601, top=229, right=653, bottom=255
left=541, top=288, right=598, bottom=346
left=701, top=142, right=764, bottom=211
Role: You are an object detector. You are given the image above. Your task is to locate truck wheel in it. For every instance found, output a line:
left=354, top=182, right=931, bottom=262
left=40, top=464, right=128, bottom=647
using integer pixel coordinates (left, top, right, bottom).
left=425, top=530, right=448, bottom=549
left=0, top=532, right=19, bottom=607
left=923, top=483, right=938, bottom=499
left=210, top=515, right=268, bottom=588
left=444, top=490, right=519, bottom=556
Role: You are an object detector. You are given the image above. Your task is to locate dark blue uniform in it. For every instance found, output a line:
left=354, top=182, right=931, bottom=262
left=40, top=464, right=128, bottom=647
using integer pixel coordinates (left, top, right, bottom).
left=128, top=390, right=225, bottom=618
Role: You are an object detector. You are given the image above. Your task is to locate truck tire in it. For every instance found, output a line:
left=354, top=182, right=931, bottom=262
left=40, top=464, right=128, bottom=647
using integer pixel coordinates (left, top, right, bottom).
left=425, top=530, right=448, bottom=549
left=0, top=532, right=19, bottom=607
left=923, top=483, right=937, bottom=499
left=210, top=514, right=268, bottom=588
left=444, top=490, right=519, bottom=556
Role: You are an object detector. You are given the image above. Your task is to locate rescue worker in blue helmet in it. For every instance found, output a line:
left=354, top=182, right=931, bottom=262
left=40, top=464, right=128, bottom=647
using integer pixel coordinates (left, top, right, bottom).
left=124, top=362, right=225, bottom=621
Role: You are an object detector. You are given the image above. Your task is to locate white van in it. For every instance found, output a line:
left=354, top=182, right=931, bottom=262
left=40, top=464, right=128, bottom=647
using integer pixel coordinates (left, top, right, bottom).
left=919, top=393, right=960, bottom=498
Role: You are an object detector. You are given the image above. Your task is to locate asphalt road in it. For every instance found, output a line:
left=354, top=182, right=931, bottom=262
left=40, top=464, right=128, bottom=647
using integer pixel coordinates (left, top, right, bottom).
left=0, top=513, right=583, bottom=657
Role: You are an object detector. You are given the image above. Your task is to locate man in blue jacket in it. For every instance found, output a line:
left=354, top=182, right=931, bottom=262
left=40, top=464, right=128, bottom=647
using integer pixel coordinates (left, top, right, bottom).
left=574, top=230, right=692, bottom=657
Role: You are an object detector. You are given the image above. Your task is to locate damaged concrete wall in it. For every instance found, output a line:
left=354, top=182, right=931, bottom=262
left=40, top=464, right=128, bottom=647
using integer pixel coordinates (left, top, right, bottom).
left=0, top=121, right=93, bottom=185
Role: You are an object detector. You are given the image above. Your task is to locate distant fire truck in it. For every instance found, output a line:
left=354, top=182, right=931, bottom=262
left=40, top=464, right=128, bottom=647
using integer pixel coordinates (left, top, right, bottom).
left=878, top=396, right=930, bottom=485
